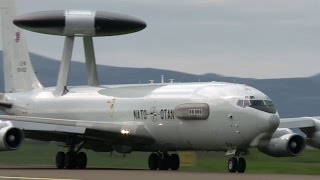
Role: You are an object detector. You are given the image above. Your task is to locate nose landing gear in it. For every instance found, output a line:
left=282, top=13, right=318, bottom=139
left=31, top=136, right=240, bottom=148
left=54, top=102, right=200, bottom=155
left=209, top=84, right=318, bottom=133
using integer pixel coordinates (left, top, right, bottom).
left=228, top=157, right=246, bottom=173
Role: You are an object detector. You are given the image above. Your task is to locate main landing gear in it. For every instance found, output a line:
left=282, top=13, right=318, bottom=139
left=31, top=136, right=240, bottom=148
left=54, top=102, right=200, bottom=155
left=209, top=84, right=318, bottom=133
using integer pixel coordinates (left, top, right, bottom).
left=227, top=157, right=246, bottom=173
left=56, top=151, right=87, bottom=169
left=55, top=138, right=87, bottom=169
left=148, top=152, right=180, bottom=170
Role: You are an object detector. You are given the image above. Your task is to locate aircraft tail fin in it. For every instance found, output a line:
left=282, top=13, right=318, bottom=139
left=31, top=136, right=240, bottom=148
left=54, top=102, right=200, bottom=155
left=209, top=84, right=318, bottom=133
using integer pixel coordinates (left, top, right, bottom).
left=0, top=0, right=42, bottom=93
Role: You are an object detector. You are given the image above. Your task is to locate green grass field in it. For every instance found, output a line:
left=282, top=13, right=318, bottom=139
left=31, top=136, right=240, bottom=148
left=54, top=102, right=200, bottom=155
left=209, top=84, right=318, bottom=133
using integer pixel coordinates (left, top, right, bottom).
left=0, top=143, right=320, bottom=174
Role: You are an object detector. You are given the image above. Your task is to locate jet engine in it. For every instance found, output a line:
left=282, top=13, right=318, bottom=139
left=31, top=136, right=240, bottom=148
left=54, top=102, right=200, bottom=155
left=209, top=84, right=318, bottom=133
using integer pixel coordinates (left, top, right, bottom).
left=305, top=131, right=320, bottom=149
left=300, top=118, right=320, bottom=149
left=0, top=126, right=24, bottom=151
left=258, top=128, right=305, bottom=157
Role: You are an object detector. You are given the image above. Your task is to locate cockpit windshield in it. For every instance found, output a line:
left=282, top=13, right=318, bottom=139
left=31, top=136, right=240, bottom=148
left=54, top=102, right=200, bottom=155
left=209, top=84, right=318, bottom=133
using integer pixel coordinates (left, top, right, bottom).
left=237, top=99, right=276, bottom=114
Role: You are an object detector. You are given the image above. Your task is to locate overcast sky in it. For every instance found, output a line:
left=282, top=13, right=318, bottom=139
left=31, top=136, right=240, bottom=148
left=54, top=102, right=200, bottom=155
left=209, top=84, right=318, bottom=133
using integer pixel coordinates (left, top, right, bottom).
left=7, top=0, right=320, bottom=79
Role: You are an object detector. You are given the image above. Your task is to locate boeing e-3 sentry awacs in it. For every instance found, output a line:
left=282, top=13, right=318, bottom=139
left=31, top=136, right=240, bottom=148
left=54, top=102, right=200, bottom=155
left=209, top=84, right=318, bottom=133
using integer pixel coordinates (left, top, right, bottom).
left=0, top=0, right=320, bottom=173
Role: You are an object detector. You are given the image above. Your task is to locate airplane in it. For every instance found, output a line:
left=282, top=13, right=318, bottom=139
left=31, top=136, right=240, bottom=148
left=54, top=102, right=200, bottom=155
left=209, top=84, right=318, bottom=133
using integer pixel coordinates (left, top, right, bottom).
left=0, top=0, right=319, bottom=173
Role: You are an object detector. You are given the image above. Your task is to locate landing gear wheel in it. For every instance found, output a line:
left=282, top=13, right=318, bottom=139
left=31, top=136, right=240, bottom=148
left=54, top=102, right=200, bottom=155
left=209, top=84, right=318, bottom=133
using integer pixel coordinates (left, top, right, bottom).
left=237, top=157, right=246, bottom=173
left=158, top=154, right=170, bottom=170
left=55, top=151, right=65, bottom=169
left=76, top=152, right=87, bottom=169
left=148, top=153, right=159, bottom=170
left=228, top=157, right=238, bottom=173
left=65, top=151, right=77, bottom=169
left=148, top=152, right=181, bottom=171
left=170, top=154, right=180, bottom=170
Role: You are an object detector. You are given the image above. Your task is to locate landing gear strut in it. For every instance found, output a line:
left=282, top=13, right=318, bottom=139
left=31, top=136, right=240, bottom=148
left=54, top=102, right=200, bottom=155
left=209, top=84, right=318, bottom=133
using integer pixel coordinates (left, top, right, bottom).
left=148, top=152, right=180, bottom=170
left=228, top=157, right=246, bottom=173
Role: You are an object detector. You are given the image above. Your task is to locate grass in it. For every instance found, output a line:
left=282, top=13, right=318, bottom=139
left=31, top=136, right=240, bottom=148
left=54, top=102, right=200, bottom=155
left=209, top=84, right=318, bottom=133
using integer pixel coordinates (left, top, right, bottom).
left=1, top=143, right=320, bottom=174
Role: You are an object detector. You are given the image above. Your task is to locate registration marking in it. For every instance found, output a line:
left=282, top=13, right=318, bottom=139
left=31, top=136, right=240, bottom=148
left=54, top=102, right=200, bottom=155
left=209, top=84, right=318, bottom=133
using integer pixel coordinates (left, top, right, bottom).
left=0, top=176, right=79, bottom=180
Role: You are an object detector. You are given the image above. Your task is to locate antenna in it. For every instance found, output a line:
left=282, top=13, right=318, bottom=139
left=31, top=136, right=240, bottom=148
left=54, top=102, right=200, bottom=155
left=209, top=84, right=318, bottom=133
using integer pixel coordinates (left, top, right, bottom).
left=161, top=75, right=164, bottom=84
left=13, top=10, right=146, bottom=96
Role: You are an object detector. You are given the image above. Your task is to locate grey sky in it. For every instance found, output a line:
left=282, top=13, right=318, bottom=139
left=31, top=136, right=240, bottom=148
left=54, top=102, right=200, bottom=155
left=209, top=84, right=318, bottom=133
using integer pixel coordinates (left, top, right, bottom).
left=8, top=0, right=320, bottom=78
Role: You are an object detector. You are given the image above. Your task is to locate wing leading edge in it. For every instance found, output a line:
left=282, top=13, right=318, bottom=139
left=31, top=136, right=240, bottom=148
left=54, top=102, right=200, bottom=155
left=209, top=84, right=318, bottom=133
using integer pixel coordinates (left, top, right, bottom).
left=279, top=117, right=319, bottom=129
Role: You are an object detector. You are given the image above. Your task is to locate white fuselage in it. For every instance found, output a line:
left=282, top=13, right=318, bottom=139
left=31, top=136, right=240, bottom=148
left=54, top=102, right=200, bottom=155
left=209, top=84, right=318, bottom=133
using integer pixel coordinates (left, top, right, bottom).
left=3, top=82, right=280, bottom=152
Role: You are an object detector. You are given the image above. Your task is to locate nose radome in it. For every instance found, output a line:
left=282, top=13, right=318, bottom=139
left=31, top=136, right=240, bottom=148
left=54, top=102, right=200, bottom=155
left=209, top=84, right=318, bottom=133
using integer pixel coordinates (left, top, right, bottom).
left=269, top=114, right=280, bottom=130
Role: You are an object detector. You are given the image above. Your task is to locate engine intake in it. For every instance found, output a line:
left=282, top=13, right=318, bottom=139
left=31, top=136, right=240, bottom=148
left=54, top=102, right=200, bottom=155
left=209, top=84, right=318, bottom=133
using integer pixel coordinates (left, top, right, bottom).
left=258, top=129, right=305, bottom=157
left=0, top=127, right=24, bottom=151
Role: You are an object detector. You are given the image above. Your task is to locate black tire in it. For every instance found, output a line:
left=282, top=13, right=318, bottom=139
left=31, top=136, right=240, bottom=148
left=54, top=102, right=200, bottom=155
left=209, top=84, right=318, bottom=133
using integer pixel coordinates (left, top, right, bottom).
left=148, top=153, right=158, bottom=170
left=170, top=154, right=180, bottom=170
left=158, top=158, right=169, bottom=170
left=65, top=151, right=77, bottom=169
left=158, top=154, right=170, bottom=170
left=55, top=151, right=65, bottom=169
left=237, top=157, right=246, bottom=173
left=76, top=152, right=87, bottom=169
left=228, top=157, right=238, bottom=173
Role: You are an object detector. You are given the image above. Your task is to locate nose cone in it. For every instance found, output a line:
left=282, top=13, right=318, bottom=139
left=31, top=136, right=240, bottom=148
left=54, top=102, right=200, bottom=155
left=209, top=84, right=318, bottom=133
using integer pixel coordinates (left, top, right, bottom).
left=269, top=114, right=280, bottom=130
left=95, top=11, right=147, bottom=36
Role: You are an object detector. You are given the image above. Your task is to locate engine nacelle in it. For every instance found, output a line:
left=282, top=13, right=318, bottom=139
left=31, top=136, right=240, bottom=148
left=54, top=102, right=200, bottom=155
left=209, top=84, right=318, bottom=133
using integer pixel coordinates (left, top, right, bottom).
left=258, top=129, right=305, bottom=157
left=0, top=126, right=24, bottom=151
left=306, top=131, right=320, bottom=149
left=300, top=118, right=320, bottom=149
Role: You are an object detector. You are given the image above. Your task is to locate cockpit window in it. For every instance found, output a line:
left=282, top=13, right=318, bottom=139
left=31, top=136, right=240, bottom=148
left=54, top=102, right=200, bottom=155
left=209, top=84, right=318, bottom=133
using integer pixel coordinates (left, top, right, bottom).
left=250, top=100, right=276, bottom=114
left=237, top=99, right=276, bottom=114
left=236, top=100, right=243, bottom=107
left=244, top=100, right=250, bottom=107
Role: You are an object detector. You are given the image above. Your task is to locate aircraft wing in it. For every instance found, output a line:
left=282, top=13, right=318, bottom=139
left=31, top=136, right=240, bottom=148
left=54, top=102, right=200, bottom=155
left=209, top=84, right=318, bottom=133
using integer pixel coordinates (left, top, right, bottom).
left=0, top=115, right=155, bottom=151
left=279, top=117, right=318, bottom=129
left=280, top=117, right=320, bottom=148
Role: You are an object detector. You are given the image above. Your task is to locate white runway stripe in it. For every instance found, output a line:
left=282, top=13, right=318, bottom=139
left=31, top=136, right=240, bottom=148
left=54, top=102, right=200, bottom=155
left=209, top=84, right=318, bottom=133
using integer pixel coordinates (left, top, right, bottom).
left=0, top=176, right=79, bottom=180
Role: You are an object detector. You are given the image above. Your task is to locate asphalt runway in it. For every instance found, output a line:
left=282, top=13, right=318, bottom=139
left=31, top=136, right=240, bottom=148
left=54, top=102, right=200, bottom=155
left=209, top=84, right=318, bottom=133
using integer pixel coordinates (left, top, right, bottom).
left=0, top=166, right=319, bottom=180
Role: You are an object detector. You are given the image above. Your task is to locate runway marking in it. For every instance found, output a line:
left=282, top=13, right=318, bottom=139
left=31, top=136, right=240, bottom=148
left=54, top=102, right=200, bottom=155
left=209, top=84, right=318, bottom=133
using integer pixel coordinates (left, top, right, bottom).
left=0, top=176, right=79, bottom=180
